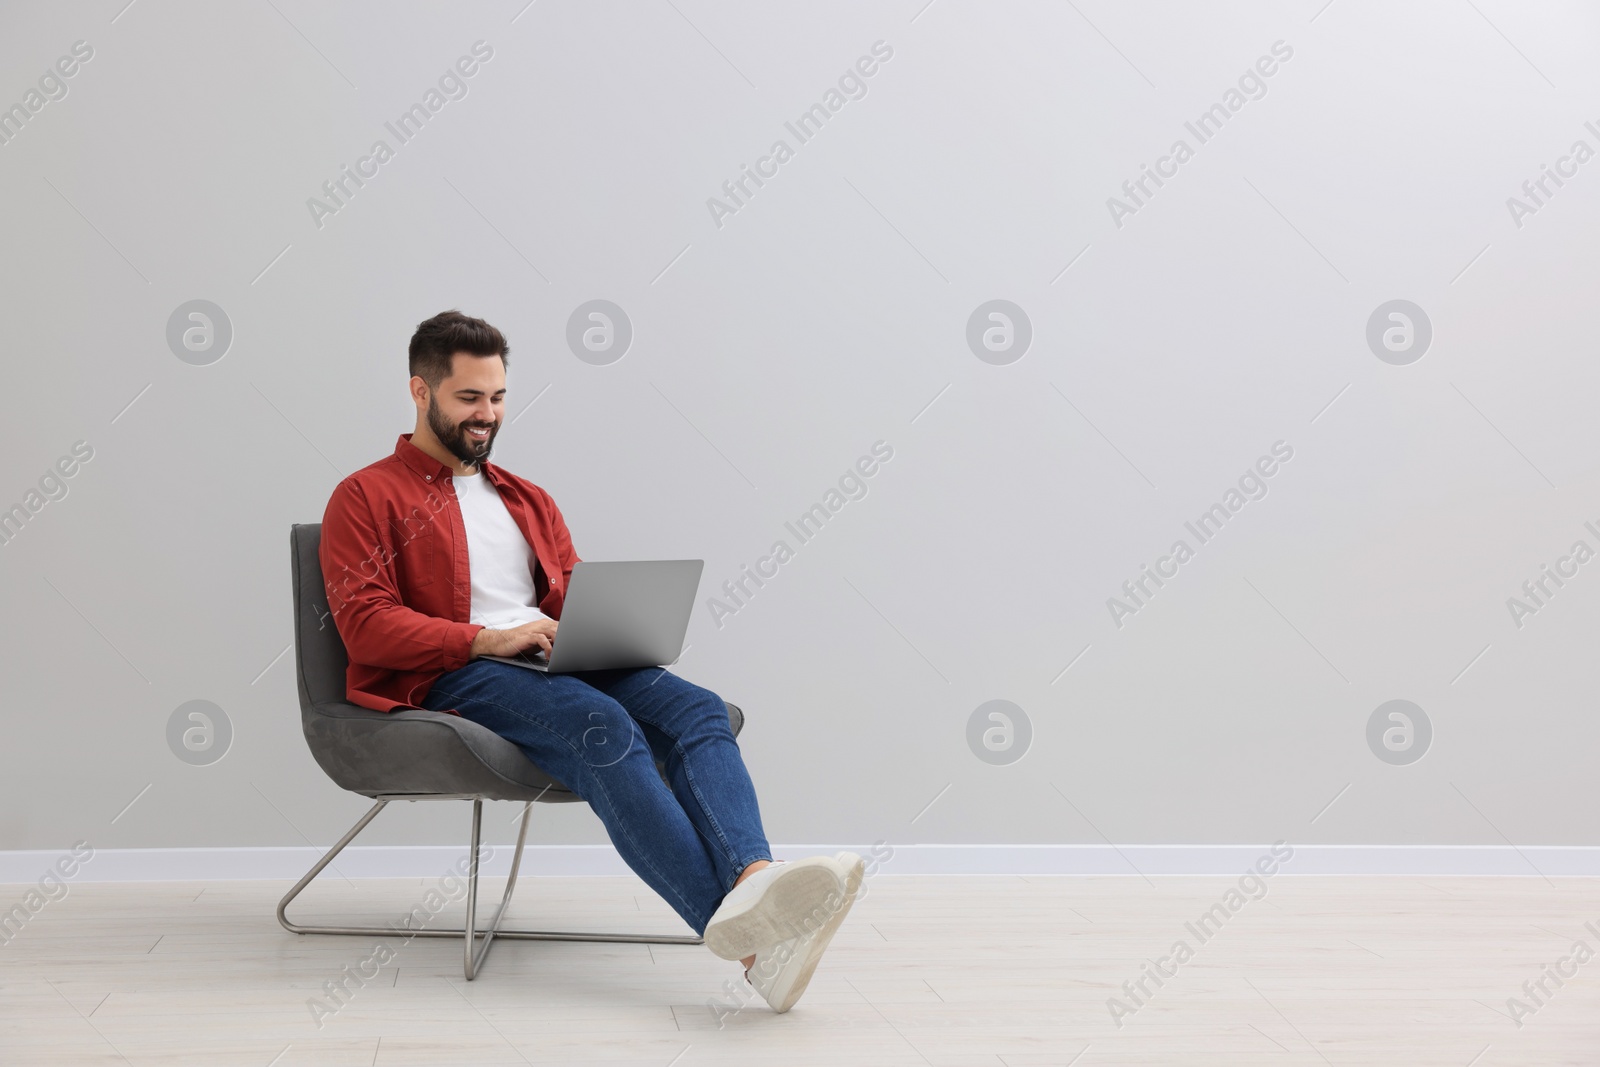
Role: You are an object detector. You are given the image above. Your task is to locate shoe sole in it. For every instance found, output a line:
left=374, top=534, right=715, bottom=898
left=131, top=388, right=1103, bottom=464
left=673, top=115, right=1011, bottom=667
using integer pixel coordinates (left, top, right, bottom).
left=704, top=858, right=846, bottom=961
left=762, top=852, right=866, bottom=1013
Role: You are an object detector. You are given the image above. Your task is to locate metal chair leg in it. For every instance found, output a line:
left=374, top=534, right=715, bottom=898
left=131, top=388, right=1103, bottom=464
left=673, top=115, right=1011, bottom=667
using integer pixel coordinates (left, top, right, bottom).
left=463, top=796, right=526, bottom=979
left=276, top=796, right=705, bottom=981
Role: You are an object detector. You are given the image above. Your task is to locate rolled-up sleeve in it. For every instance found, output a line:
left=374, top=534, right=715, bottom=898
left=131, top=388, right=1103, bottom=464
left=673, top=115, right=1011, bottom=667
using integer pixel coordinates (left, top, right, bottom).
left=320, top=479, right=482, bottom=673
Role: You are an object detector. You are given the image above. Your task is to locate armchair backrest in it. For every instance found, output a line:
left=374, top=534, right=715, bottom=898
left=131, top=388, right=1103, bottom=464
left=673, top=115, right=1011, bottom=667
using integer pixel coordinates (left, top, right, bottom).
left=290, top=522, right=352, bottom=714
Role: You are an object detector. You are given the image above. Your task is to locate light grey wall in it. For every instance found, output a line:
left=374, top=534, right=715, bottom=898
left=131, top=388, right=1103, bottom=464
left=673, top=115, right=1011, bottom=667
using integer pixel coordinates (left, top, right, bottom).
left=2, top=1, right=1597, bottom=858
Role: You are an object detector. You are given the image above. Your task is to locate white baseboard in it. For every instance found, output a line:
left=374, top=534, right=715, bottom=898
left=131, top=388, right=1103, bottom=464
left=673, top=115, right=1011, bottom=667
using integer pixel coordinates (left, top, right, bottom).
left=4, top=843, right=1600, bottom=883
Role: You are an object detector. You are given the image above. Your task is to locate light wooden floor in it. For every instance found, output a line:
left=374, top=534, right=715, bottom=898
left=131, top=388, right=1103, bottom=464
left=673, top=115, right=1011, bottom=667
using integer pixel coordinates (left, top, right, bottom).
left=2, top=873, right=1598, bottom=1065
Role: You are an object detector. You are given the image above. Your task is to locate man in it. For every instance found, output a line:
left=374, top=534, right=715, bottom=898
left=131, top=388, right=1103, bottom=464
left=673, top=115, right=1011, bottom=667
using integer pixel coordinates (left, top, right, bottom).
left=319, top=310, right=861, bottom=1013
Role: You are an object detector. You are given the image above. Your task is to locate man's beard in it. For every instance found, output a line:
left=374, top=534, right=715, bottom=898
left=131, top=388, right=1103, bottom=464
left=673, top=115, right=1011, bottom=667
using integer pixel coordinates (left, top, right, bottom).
left=427, top=393, right=498, bottom=469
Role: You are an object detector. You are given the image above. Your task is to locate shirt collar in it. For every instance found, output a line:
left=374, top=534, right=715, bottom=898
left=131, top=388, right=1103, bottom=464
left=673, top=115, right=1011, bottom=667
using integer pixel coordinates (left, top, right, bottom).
left=394, top=432, right=502, bottom=486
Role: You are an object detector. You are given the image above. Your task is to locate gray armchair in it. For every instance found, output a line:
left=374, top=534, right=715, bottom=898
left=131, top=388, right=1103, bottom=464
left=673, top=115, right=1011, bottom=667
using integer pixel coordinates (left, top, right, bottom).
left=278, top=522, right=745, bottom=978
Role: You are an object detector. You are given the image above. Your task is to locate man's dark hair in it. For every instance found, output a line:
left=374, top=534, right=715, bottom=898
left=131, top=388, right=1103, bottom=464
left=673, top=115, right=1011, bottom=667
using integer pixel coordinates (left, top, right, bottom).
left=408, top=310, right=510, bottom=390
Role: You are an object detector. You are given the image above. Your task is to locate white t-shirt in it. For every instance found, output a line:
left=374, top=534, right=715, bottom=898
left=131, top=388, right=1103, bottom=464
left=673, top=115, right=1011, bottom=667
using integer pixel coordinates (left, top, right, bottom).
left=453, top=470, right=550, bottom=628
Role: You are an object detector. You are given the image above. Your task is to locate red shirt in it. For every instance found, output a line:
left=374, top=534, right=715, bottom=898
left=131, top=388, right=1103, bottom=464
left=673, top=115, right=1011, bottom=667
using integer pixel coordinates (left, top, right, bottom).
left=318, top=433, right=580, bottom=714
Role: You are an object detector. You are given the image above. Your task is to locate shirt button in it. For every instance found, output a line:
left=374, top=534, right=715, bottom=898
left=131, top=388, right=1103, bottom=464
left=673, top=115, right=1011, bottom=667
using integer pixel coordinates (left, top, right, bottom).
left=426, top=475, right=432, bottom=481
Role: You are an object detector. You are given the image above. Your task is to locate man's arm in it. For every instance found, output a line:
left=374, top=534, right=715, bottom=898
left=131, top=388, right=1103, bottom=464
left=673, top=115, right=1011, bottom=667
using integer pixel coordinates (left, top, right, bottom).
left=320, top=479, right=483, bottom=673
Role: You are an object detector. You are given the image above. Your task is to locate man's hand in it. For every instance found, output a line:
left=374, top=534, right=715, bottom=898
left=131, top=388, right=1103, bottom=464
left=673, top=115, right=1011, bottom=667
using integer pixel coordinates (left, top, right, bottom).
left=471, top=618, right=558, bottom=660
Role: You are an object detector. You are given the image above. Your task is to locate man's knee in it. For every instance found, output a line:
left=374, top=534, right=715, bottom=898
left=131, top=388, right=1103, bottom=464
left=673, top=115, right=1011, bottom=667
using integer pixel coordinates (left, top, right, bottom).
left=683, top=689, right=737, bottom=743
left=680, top=679, right=731, bottom=723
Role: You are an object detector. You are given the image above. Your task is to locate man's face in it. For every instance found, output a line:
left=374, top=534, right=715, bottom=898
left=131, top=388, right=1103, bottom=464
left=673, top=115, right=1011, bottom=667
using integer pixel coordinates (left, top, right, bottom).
left=422, top=352, right=505, bottom=469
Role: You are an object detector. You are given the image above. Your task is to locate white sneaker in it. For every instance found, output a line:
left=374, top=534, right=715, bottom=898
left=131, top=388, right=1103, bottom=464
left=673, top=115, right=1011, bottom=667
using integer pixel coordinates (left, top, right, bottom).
left=703, top=856, right=846, bottom=961
left=743, top=851, right=866, bottom=1013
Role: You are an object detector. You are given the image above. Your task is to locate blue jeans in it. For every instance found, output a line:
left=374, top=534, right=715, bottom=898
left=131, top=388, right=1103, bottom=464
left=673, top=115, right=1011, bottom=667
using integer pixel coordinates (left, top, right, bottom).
left=419, top=659, right=772, bottom=934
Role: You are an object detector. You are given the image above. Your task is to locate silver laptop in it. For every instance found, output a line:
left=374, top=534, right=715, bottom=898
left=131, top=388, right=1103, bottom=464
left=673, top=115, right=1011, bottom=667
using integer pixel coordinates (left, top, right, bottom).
left=480, top=559, right=703, bottom=673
